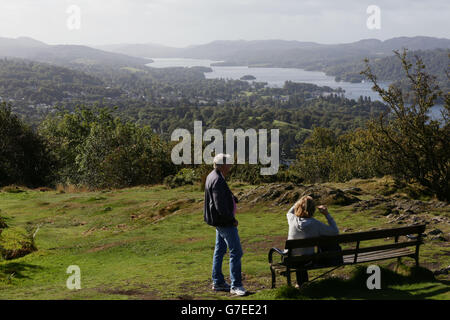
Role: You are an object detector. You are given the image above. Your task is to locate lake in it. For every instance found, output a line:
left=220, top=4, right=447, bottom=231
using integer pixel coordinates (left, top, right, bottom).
left=146, top=58, right=383, bottom=101
left=146, top=58, right=444, bottom=119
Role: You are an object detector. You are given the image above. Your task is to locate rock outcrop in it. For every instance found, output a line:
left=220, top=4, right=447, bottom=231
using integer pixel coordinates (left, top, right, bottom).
left=237, top=183, right=361, bottom=206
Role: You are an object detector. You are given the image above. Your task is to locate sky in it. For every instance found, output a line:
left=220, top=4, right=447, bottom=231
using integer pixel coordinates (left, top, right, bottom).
left=0, top=0, right=449, bottom=47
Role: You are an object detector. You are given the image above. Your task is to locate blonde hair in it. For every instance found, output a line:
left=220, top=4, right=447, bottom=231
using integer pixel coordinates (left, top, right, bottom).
left=294, top=195, right=316, bottom=218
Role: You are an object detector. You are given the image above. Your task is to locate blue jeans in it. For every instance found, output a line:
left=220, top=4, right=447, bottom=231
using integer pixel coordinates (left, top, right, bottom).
left=212, top=226, right=243, bottom=288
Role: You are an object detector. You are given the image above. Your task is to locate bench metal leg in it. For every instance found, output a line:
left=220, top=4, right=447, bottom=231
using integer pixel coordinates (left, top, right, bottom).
left=286, top=267, right=292, bottom=286
left=395, top=257, right=402, bottom=272
left=270, top=266, right=276, bottom=289
left=297, top=269, right=309, bottom=287
left=415, top=239, right=421, bottom=268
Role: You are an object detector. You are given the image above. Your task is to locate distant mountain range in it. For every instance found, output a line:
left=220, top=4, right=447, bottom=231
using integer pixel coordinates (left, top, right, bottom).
left=0, top=36, right=448, bottom=86
left=98, top=36, right=450, bottom=68
left=0, top=36, right=151, bottom=69
left=2, top=36, right=448, bottom=72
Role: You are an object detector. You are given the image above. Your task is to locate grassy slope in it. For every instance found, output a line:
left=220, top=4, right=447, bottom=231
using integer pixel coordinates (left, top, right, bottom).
left=0, top=182, right=448, bottom=300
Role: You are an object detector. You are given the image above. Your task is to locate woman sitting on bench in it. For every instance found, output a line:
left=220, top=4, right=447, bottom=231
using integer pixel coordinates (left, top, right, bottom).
left=287, top=195, right=339, bottom=287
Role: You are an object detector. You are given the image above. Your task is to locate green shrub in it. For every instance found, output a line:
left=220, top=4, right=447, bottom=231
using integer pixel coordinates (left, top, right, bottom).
left=164, top=168, right=198, bottom=189
left=0, top=227, right=37, bottom=260
left=0, top=216, right=7, bottom=229
left=1, top=186, right=25, bottom=193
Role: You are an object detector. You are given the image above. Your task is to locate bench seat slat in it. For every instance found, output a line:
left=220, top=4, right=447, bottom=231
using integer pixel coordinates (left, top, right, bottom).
left=283, top=241, right=420, bottom=264
left=345, top=247, right=412, bottom=259
left=272, top=248, right=414, bottom=272
left=344, top=248, right=414, bottom=264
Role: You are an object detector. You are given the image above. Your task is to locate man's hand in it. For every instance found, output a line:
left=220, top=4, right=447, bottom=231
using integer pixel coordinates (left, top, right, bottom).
left=317, top=205, right=329, bottom=215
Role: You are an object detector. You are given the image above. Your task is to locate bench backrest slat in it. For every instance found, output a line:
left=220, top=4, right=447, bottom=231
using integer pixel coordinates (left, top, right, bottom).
left=284, top=224, right=426, bottom=249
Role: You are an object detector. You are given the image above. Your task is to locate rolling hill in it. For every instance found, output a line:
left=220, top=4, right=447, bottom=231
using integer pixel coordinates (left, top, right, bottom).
left=0, top=37, right=152, bottom=69
left=323, top=48, right=450, bottom=84
left=0, top=58, right=122, bottom=106
left=99, top=36, right=450, bottom=69
left=0, top=180, right=449, bottom=299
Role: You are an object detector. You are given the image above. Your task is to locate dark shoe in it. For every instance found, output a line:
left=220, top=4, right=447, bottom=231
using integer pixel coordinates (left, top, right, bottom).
left=212, top=282, right=231, bottom=292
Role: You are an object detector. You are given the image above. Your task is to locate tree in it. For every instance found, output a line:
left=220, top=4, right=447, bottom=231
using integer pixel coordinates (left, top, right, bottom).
left=291, top=127, right=336, bottom=183
left=40, top=105, right=175, bottom=189
left=76, top=120, right=175, bottom=189
left=361, top=50, right=450, bottom=201
left=290, top=126, right=385, bottom=183
left=0, top=102, right=54, bottom=187
left=39, top=105, right=115, bottom=185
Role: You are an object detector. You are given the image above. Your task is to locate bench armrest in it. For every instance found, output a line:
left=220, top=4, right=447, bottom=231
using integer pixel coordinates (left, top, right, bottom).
left=268, top=247, right=286, bottom=264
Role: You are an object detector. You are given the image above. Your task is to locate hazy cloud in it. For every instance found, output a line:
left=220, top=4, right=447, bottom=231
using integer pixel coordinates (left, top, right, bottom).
left=0, top=0, right=448, bottom=46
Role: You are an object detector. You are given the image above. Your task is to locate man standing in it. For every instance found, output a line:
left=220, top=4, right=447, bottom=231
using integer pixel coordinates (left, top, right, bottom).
left=204, top=153, right=247, bottom=296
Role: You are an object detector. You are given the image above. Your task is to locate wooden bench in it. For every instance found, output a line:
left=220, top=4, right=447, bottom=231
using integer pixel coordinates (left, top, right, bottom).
left=268, top=224, right=426, bottom=288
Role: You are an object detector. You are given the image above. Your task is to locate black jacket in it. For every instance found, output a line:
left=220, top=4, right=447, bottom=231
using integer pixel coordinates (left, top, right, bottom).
left=204, top=169, right=237, bottom=227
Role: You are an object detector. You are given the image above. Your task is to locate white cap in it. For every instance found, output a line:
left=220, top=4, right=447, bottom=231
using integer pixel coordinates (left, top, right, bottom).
left=213, top=153, right=231, bottom=167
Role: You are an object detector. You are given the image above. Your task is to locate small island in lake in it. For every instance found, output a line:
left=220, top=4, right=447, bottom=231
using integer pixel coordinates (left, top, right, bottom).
left=240, top=74, right=256, bottom=80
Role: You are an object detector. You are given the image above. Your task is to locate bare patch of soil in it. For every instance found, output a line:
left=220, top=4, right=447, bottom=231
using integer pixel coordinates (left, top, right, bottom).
left=96, top=285, right=160, bottom=300
left=86, top=236, right=147, bottom=253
